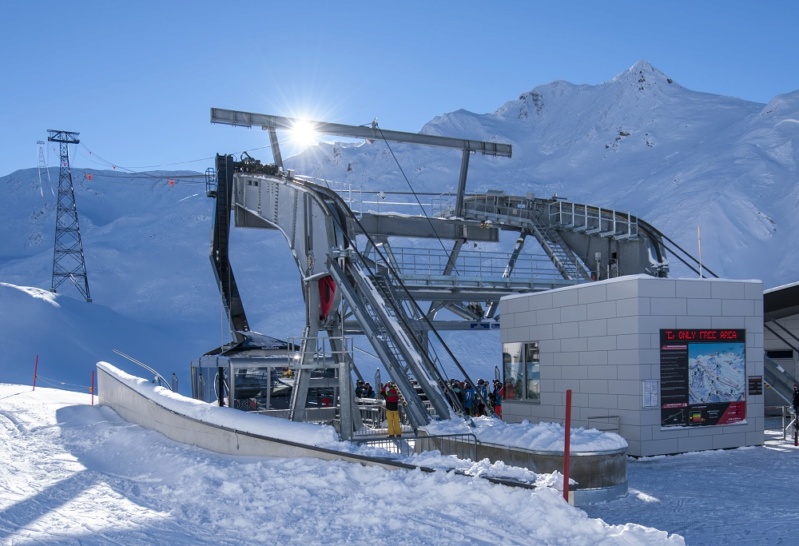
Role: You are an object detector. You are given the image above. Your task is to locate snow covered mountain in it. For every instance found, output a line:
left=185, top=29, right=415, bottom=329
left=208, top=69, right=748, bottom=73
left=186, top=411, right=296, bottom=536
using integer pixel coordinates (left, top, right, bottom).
left=288, top=61, right=799, bottom=287
left=2, top=60, right=797, bottom=388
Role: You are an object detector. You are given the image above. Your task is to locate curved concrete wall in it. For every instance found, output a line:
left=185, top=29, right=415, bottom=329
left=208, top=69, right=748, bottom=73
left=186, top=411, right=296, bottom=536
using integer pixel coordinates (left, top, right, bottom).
left=97, top=364, right=411, bottom=471
left=476, top=442, right=628, bottom=504
left=98, top=364, right=625, bottom=504
left=418, top=433, right=627, bottom=504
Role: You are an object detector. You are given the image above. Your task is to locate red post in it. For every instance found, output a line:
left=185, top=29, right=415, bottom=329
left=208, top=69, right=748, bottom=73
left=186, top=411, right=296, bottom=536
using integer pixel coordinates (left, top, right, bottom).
left=90, top=370, right=95, bottom=405
left=32, top=355, right=39, bottom=391
left=563, top=389, right=572, bottom=503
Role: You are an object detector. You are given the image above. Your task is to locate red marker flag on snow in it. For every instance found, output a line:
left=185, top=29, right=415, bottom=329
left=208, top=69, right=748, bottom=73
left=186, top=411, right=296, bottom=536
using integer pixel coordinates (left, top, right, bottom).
left=168, top=179, right=175, bottom=186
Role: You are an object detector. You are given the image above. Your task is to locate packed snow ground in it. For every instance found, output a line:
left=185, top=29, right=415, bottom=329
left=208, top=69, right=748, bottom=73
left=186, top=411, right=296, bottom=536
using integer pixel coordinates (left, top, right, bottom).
left=2, top=384, right=798, bottom=545
left=0, top=385, right=680, bottom=545
left=584, top=419, right=799, bottom=545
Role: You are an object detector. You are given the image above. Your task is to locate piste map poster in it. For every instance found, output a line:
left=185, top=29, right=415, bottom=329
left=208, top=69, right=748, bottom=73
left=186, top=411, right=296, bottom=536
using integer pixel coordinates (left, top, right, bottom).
left=660, top=329, right=746, bottom=427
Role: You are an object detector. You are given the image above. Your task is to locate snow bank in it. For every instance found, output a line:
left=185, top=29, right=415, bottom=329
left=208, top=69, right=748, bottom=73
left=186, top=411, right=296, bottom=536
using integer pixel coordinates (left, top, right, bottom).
left=423, top=416, right=628, bottom=453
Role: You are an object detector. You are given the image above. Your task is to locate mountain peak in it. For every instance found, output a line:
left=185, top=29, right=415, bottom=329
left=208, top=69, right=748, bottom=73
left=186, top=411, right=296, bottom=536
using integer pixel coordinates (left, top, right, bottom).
left=611, top=60, right=677, bottom=89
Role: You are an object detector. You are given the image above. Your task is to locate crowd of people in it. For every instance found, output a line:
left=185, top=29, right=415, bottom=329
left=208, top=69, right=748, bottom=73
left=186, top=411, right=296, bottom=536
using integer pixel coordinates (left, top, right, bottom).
left=354, top=375, right=505, bottom=438
left=354, top=380, right=375, bottom=398
left=442, top=377, right=503, bottom=418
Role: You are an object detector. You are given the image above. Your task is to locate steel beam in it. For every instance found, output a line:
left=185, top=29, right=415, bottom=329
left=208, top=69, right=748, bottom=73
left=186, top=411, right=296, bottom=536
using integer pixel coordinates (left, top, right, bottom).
left=211, top=108, right=512, bottom=157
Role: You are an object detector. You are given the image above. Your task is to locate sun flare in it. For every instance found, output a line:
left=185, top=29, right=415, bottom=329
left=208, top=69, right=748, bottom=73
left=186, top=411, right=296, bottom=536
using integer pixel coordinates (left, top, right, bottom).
left=290, top=119, right=318, bottom=150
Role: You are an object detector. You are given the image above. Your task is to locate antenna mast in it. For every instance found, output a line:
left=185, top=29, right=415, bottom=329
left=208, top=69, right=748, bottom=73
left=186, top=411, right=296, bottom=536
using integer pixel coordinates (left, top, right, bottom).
left=48, top=129, right=92, bottom=302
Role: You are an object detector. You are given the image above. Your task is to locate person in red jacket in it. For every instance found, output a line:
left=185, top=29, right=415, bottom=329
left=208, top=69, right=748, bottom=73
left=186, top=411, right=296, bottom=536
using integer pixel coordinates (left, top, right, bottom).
left=382, top=381, right=402, bottom=437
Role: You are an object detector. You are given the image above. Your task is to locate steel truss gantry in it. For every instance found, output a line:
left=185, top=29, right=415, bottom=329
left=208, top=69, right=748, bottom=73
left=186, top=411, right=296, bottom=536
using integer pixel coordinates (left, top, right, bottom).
left=208, top=109, right=669, bottom=438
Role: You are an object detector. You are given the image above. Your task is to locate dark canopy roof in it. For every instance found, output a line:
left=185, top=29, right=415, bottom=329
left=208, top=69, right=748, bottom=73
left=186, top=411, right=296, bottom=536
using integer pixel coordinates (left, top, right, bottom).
left=764, top=282, right=799, bottom=321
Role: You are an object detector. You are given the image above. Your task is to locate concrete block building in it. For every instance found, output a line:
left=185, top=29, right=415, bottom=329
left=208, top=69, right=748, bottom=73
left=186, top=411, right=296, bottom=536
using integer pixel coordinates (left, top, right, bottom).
left=498, top=275, right=764, bottom=457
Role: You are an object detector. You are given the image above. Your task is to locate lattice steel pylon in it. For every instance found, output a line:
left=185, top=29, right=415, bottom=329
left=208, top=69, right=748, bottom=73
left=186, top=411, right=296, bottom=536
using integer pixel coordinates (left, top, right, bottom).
left=48, top=129, right=92, bottom=302
left=36, top=140, right=51, bottom=197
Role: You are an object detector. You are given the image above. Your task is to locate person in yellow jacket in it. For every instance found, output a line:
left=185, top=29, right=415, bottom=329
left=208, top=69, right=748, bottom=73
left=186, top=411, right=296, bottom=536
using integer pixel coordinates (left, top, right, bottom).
left=382, top=382, right=402, bottom=437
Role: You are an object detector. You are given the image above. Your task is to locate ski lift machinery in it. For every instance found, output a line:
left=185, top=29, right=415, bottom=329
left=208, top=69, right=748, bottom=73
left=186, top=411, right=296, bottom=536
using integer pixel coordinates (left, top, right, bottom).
left=204, top=108, right=513, bottom=439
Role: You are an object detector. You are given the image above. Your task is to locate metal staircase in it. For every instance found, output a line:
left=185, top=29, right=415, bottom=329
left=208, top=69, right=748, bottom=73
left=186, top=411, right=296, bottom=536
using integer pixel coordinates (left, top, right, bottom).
left=529, top=224, right=592, bottom=281
left=764, top=320, right=799, bottom=405
left=764, top=355, right=797, bottom=406
left=327, top=257, right=452, bottom=428
left=225, top=166, right=460, bottom=431
left=455, top=193, right=667, bottom=281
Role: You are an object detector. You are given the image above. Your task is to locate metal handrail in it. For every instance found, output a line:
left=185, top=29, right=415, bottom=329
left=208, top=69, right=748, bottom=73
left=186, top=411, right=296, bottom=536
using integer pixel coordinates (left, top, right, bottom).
left=113, top=349, right=173, bottom=391
left=350, top=432, right=479, bottom=460
left=382, top=246, right=561, bottom=280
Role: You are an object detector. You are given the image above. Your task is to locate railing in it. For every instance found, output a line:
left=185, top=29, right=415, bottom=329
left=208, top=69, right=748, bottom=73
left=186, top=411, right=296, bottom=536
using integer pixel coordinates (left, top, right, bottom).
left=293, top=175, right=458, bottom=218
left=285, top=335, right=353, bottom=370
left=548, top=201, right=638, bottom=238
left=381, top=246, right=562, bottom=281
left=414, top=433, right=479, bottom=460
left=254, top=407, right=337, bottom=424
left=782, top=406, right=797, bottom=441
left=459, top=194, right=540, bottom=224
left=290, top=181, right=640, bottom=244
left=350, top=432, right=479, bottom=460
left=456, top=194, right=640, bottom=240
left=356, top=400, right=386, bottom=430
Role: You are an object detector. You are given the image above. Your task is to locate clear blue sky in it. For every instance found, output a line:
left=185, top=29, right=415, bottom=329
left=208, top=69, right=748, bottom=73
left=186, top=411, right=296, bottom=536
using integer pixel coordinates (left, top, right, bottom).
left=2, top=1, right=797, bottom=176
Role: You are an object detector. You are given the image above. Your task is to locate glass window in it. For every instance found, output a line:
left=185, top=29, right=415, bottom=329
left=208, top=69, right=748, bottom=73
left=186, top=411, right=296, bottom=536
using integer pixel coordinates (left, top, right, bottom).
left=503, top=342, right=523, bottom=401
left=502, top=341, right=540, bottom=403
left=525, top=343, right=540, bottom=403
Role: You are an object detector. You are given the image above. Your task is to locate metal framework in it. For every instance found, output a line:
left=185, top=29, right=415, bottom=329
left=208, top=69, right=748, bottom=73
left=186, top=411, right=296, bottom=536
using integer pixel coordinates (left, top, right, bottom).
left=210, top=108, right=513, bottom=217
left=48, top=130, right=92, bottom=302
left=207, top=109, right=671, bottom=439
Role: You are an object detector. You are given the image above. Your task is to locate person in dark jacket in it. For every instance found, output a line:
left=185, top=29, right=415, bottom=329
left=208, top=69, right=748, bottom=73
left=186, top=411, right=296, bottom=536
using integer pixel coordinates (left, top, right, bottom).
left=382, top=382, right=402, bottom=437
left=362, top=382, right=375, bottom=398
left=793, top=384, right=799, bottom=430
left=492, top=379, right=503, bottom=419
left=463, top=382, right=475, bottom=417
left=476, top=379, right=489, bottom=416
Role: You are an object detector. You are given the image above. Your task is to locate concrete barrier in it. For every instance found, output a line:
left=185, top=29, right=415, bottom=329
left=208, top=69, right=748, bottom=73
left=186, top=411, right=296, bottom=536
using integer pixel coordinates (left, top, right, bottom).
left=98, top=362, right=626, bottom=503
left=418, top=432, right=628, bottom=504
left=97, top=362, right=417, bottom=471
